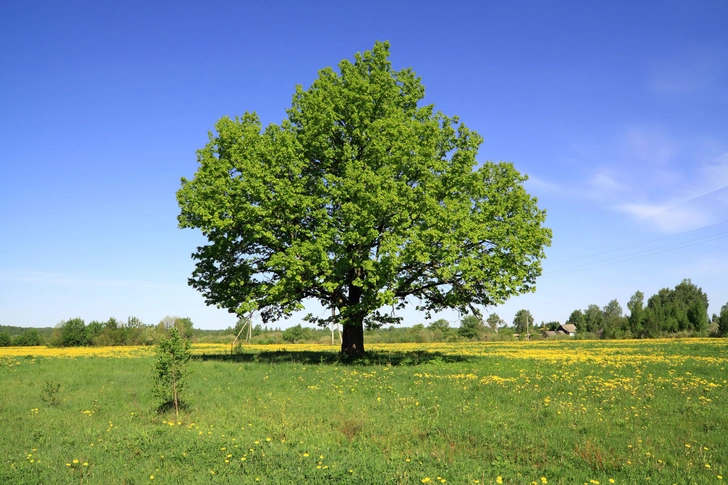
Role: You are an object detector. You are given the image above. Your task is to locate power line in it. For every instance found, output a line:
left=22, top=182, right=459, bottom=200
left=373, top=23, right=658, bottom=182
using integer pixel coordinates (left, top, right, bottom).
left=543, top=233, right=728, bottom=278
left=545, top=230, right=728, bottom=275
left=546, top=219, right=728, bottom=267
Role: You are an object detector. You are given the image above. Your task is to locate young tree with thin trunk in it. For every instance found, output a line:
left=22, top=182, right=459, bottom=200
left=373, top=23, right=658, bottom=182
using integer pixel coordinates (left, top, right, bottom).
left=152, top=328, right=191, bottom=419
left=176, top=42, right=551, bottom=356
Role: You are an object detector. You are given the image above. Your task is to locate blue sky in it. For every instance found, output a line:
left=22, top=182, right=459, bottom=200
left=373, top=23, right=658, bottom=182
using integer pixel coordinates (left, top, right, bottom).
left=2, top=0, right=727, bottom=330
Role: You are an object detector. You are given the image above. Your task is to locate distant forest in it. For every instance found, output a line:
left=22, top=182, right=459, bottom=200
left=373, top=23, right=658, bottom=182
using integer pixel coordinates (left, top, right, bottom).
left=2, top=279, right=727, bottom=347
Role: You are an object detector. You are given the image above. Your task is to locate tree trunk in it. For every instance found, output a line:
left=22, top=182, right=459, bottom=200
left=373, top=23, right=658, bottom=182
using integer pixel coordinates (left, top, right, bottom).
left=341, top=320, right=365, bottom=357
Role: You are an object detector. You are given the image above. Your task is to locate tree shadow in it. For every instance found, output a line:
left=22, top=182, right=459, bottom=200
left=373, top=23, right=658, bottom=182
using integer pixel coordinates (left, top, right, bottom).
left=193, top=349, right=471, bottom=366
left=155, top=399, right=190, bottom=414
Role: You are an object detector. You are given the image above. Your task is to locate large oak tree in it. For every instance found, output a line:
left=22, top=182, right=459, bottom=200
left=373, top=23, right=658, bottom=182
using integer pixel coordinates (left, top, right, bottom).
left=176, top=42, right=552, bottom=355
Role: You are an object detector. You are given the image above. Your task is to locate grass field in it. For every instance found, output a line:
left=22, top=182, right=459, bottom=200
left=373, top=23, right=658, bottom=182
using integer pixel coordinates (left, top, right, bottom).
left=1, top=339, right=726, bottom=484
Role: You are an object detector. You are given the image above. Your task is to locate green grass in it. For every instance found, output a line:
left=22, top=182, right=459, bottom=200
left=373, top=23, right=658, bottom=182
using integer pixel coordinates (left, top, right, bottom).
left=1, top=340, right=726, bottom=484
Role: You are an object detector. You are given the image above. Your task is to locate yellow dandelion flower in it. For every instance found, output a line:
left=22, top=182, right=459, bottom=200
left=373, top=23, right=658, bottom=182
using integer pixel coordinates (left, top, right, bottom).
left=422, top=478, right=431, bottom=483
left=73, top=459, right=78, bottom=464
left=496, top=477, right=503, bottom=484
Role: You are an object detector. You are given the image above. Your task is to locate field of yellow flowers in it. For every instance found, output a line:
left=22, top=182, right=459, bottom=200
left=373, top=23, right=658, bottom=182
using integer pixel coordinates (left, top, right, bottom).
left=1, top=339, right=726, bottom=484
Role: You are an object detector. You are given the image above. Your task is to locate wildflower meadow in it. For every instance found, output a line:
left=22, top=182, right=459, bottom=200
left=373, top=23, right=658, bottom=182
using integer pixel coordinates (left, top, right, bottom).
left=1, top=339, right=726, bottom=484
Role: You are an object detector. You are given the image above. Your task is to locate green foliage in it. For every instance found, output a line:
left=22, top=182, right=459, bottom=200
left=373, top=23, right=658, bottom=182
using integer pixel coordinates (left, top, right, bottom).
left=176, top=41, right=552, bottom=353
left=105, top=317, right=119, bottom=331
left=718, top=302, right=728, bottom=336
left=566, top=309, right=585, bottom=332
left=60, top=318, right=88, bottom=347
left=0, top=324, right=53, bottom=339
left=152, top=327, right=192, bottom=418
left=233, top=315, right=252, bottom=336
left=40, top=380, right=61, bottom=406
left=627, top=291, right=645, bottom=336
left=458, top=315, right=482, bottom=339
left=427, top=319, right=450, bottom=332
left=512, top=309, right=534, bottom=334
left=486, top=313, right=505, bottom=332
left=174, top=317, right=194, bottom=339
left=642, top=279, right=709, bottom=337
left=584, top=304, right=604, bottom=333
left=0, top=332, right=10, bottom=347
left=601, top=299, right=626, bottom=339
left=86, top=320, right=104, bottom=343
left=158, top=316, right=194, bottom=340
left=12, top=329, right=41, bottom=346
left=282, top=324, right=312, bottom=343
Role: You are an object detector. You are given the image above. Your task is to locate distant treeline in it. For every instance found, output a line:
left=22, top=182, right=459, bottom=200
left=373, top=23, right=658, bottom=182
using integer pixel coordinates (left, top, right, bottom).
left=2, top=279, right=727, bottom=347
left=561, top=279, right=727, bottom=339
left=0, top=316, right=194, bottom=348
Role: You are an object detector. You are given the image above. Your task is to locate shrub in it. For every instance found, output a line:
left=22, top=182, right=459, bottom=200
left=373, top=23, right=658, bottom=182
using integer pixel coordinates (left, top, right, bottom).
left=282, top=324, right=305, bottom=343
left=152, top=327, right=192, bottom=418
left=61, top=318, right=88, bottom=347
left=40, top=380, right=61, bottom=406
left=458, top=315, right=483, bottom=340
left=14, top=329, right=41, bottom=346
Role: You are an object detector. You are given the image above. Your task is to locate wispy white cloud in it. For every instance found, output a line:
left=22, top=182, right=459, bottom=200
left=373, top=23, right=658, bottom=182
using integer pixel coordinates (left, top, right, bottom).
left=589, top=172, right=626, bottom=195
left=613, top=150, right=728, bottom=232
left=561, top=122, right=728, bottom=233
left=619, top=203, right=715, bottom=233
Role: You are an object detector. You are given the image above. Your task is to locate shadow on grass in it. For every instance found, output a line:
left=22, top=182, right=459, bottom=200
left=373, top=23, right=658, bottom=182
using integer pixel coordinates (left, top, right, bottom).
left=155, top=399, right=190, bottom=415
left=193, top=349, right=470, bottom=366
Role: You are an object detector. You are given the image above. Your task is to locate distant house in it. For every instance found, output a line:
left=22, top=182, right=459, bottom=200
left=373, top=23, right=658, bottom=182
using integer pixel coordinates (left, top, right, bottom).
left=543, top=330, right=558, bottom=338
left=556, top=323, right=577, bottom=337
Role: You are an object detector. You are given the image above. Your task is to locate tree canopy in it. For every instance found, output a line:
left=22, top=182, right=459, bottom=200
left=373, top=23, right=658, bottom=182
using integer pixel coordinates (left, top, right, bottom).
left=458, top=315, right=483, bottom=340
left=176, top=42, right=552, bottom=355
left=513, top=309, right=534, bottom=335
left=486, top=313, right=505, bottom=332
